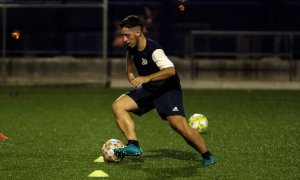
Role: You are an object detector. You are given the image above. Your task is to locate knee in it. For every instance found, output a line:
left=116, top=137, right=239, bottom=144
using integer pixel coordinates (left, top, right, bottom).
left=168, top=116, right=189, bottom=133
left=112, top=100, right=122, bottom=114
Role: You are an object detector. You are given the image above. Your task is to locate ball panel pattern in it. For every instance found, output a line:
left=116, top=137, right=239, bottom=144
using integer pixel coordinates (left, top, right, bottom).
left=101, top=139, right=124, bottom=162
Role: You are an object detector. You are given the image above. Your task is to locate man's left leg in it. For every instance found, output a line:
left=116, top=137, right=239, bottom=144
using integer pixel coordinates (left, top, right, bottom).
left=167, top=115, right=215, bottom=165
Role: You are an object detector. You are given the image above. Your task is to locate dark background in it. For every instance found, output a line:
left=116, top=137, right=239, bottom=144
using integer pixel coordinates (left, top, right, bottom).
left=1, top=0, right=300, bottom=57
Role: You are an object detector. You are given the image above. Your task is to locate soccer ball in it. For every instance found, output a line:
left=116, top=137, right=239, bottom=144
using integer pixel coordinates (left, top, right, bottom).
left=188, top=113, right=208, bottom=133
left=102, top=139, right=124, bottom=162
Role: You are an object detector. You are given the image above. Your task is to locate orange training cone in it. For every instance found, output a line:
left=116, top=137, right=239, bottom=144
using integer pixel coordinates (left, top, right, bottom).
left=0, top=133, right=8, bottom=140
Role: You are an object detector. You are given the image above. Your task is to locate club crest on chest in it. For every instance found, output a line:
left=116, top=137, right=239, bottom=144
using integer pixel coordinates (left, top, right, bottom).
left=141, top=58, right=148, bottom=65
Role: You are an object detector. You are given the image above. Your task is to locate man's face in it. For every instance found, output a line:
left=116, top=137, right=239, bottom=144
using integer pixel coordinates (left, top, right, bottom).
left=121, top=27, right=141, bottom=48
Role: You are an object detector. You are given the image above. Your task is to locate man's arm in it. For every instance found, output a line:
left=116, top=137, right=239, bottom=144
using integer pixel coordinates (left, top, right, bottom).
left=126, top=51, right=136, bottom=84
left=131, top=49, right=176, bottom=88
left=131, top=67, right=175, bottom=88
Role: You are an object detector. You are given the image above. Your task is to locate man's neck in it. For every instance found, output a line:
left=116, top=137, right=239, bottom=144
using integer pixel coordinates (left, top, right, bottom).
left=137, top=35, right=146, bottom=51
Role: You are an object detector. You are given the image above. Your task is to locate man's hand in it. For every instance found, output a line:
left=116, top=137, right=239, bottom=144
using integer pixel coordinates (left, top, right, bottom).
left=131, top=76, right=150, bottom=88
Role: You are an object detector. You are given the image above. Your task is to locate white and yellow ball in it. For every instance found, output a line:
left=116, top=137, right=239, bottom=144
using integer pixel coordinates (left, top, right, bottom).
left=188, top=113, right=208, bottom=133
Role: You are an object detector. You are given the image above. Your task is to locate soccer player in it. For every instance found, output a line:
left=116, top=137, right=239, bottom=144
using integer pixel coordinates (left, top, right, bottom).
left=112, top=15, right=215, bottom=165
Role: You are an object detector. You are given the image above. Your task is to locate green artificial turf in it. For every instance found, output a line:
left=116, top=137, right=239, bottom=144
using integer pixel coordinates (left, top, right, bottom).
left=0, top=87, right=299, bottom=179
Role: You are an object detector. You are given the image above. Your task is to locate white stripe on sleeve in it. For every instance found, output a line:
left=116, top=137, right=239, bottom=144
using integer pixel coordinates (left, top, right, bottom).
left=152, top=49, right=174, bottom=70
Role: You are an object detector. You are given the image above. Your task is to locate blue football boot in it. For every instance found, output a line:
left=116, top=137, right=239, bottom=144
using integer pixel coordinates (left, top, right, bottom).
left=202, top=155, right=216, bottom=166
left=113, top=143, right=142, bottom=157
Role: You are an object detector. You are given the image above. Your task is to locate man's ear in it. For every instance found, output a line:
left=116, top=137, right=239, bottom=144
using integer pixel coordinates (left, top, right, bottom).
left=136, top=29, right=141, bottom=37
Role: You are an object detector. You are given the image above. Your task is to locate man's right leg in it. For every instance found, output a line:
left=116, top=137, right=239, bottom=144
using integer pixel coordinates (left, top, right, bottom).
left=112, top=94, right=142, bottom=156
left=112, top=94, right=138, bottom=140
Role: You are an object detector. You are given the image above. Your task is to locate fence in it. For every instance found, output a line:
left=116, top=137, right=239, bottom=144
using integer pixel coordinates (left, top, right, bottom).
left=0, top=1, right=110, bottom=86
left=186, top=30, right=300, bottom=81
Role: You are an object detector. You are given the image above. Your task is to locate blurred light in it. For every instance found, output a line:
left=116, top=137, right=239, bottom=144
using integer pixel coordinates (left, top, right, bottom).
left=11, top=30, right=21, bottom=40
left=178, top=4, right=185, bottom=11
left=178, top=0, right=188, bottom=3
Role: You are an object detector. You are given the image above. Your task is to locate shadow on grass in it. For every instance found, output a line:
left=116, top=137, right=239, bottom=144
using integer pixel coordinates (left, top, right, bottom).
left=111, top=149, right=203, bottom=179
left=142, top=165, right=201, bottom=180
left=143, top=148, right=199, bottom=162
left=129, top=149, right=202, bottom=179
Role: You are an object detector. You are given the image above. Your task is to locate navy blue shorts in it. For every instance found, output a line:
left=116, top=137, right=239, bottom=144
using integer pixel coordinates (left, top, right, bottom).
left=126, top=84, right=185, bottom=120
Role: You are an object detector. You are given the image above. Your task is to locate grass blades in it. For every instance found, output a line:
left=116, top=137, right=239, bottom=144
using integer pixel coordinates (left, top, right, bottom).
left=0, top=87, right=299, bottom=179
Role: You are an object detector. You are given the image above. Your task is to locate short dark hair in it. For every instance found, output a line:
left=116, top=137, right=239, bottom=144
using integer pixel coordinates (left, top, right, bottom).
left=119, top=15, right=144, bottom=30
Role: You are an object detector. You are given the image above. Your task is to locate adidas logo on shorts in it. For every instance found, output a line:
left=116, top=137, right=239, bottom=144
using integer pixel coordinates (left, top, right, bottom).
left=172, top=106, right=179, bottom=112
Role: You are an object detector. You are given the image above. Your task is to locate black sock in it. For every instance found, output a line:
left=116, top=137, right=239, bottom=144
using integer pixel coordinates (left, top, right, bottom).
left=201, top=151, right=212, bottom=159
left=127, top=140, right=139, bottom=147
